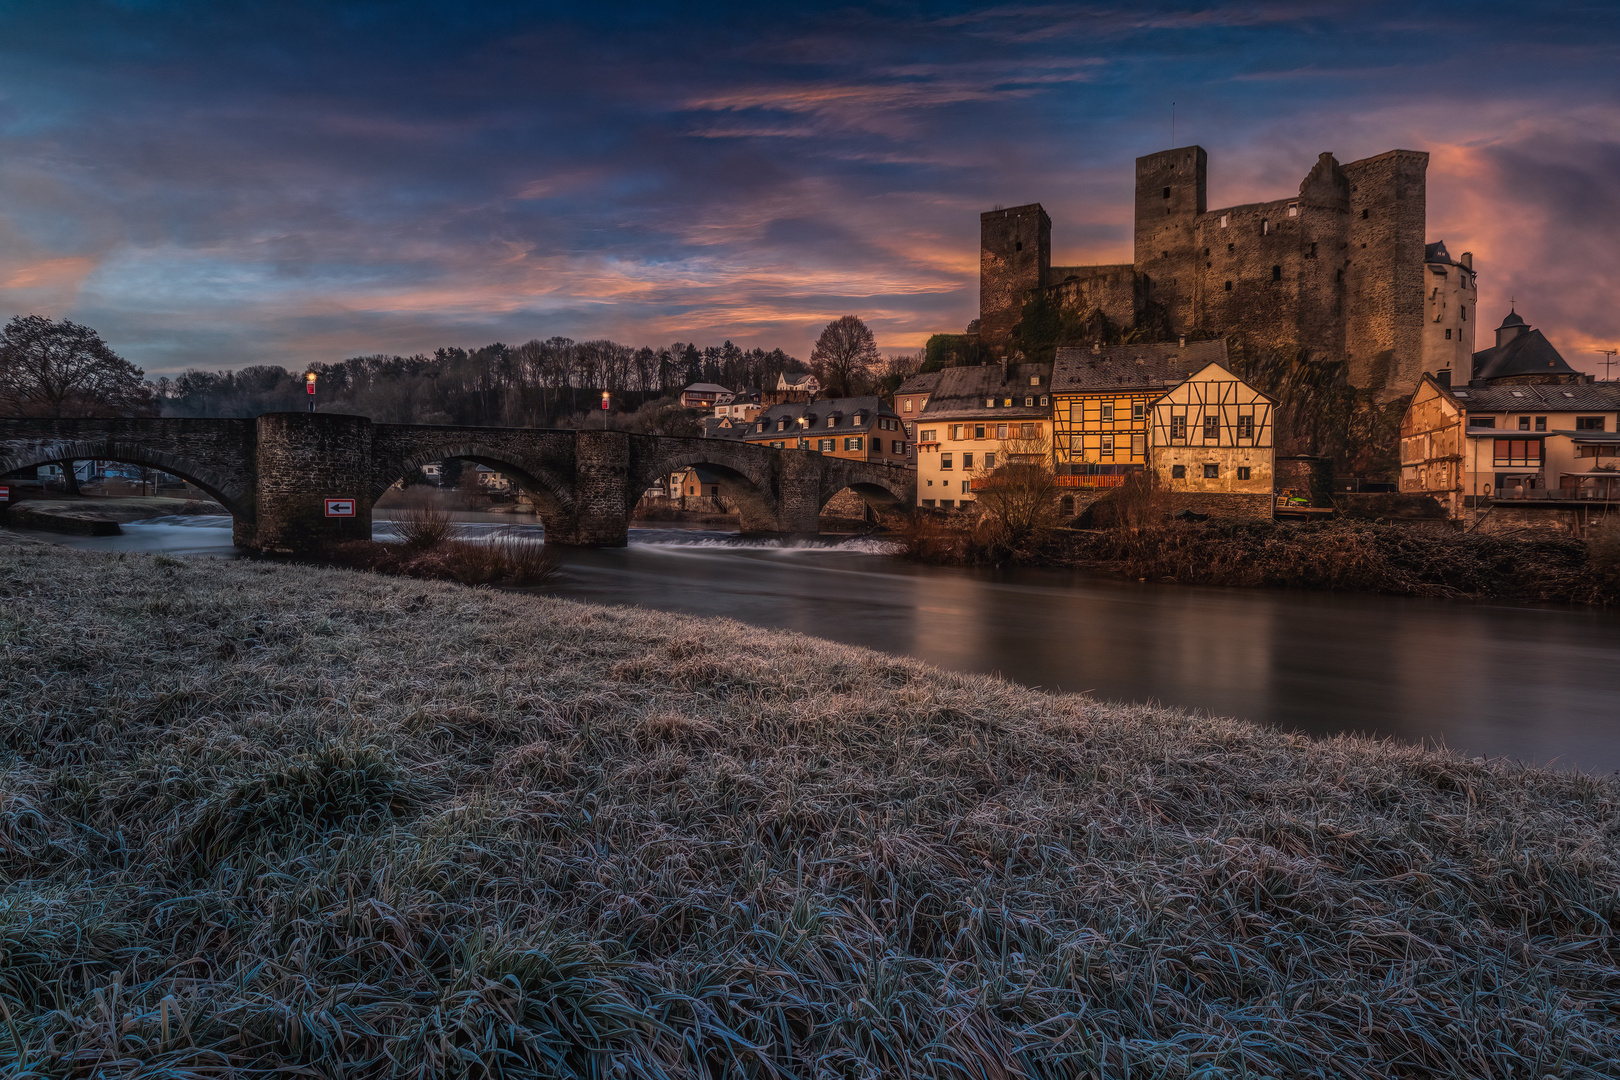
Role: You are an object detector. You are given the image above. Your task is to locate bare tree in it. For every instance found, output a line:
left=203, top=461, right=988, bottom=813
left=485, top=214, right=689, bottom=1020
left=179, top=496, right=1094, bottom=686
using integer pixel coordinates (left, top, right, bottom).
left=810, top=315, right=880, bottom=398
left=0, top=315, right=151, bottom=418
left=969, top=429, right=1061, bottom=561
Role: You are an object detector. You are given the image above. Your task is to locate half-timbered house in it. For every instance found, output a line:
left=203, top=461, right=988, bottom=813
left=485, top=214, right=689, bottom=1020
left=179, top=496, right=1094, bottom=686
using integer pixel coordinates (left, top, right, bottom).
left=1150, top=361, right=1276, bottom=519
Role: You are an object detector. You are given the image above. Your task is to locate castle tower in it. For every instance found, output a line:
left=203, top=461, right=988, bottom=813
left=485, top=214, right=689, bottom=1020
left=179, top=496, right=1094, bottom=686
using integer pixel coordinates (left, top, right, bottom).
left=1134, top=146, right=1207, bottom=332
left=1420, top=242, right=1476, bottom=386
left=979, top=204, right=1050, bottom=353
left=1341, top=149, right=1429, bottom=398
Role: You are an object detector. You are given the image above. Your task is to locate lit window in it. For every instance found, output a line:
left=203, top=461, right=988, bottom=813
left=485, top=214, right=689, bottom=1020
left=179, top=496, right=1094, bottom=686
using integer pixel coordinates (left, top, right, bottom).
left=1029, top=376, right=1041, bottom=386
left=904, top=400, right=912, bottom=411
left=1219, top=215, right=1229, bottom=228
left=844, top=437, right=863, bottom=451
left=1287, top=203, right=1299, bottom=217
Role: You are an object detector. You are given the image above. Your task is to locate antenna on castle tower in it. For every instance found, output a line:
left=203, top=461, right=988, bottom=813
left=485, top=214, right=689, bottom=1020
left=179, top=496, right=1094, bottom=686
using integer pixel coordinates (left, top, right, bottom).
left=1171, top=102, right=1175, bottom=148
left=1595, top=348, right=1617, bottom=381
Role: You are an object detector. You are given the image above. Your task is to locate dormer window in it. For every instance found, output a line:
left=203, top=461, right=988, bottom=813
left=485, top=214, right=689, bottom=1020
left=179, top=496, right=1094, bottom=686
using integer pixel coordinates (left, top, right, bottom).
left=1029, top=375, right=1041, bottom=386
left=986, top=398, right=995, bottom=408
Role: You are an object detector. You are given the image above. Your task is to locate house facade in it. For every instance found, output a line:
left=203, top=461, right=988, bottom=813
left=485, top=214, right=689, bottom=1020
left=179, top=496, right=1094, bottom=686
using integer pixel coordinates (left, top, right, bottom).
left=1149, top=360, right=1276, bottom=518
left=681, top=383, right=735, bottom=410
left=913, top=362, right=1053, bottom=509
left=739, top=396, right=910, bottom=466
left=1050, top=339, right=1228, bottom=493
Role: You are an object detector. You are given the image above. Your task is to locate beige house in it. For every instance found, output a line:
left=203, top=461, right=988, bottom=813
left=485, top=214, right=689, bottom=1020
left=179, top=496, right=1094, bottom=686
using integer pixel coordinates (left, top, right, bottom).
left=914, top=362, right=1053, bottom=509
left=1399, top=374, right=1467, bottom=516
left=1150, top=361, right=1275, bottom=518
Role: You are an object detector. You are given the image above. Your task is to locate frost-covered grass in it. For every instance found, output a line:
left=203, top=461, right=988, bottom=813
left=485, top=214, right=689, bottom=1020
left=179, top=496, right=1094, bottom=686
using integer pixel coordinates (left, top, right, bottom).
left=1, top=530, right=1617, bottom=1078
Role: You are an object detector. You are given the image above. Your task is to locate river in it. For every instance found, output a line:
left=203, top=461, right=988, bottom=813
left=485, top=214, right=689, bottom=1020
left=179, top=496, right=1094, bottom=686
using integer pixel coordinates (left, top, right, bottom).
left=40, top=512, right=1620, bottom=774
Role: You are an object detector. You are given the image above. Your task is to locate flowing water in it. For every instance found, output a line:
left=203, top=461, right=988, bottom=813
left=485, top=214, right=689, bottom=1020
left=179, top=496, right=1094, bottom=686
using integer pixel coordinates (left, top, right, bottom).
left=41, top=512, right=1620, bottom=774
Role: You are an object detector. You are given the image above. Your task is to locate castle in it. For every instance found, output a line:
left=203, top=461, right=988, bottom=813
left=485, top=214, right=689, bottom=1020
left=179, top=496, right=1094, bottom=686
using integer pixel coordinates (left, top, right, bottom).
left=978, top=146, right=1475, bottom=401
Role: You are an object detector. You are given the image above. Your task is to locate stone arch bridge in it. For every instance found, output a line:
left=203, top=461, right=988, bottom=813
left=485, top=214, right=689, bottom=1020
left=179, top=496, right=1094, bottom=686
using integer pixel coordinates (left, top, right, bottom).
left=0, top=413, right=915, bottom=551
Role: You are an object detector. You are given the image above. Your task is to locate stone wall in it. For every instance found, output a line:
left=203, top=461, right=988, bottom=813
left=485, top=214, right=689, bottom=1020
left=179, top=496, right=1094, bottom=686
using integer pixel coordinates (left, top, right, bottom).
left=1134, top=146, right=1207, bottom=332
left=252, top=413, right=373, bottom=552
left=1161, top=491, right=1274, bottom=522
left=1342, top=150, right=1429, bottom=398
left=979, top=204, right=1050, bottom=351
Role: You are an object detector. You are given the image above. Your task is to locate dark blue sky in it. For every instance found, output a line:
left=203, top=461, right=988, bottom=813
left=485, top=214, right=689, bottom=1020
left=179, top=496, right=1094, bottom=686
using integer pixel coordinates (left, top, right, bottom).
left=3, top=1, right=1618, bottom=375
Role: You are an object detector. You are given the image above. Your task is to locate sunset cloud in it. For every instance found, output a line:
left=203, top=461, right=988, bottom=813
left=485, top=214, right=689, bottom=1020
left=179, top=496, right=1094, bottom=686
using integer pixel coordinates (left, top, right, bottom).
left=0, top=2, right=1615, bottom=375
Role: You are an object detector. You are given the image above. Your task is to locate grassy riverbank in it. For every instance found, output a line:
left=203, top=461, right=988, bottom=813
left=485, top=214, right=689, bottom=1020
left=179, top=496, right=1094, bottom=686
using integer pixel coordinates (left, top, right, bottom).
left=2, top=530, right=1618, bottom=1077
left=903, top=516, right=1620, bottom=606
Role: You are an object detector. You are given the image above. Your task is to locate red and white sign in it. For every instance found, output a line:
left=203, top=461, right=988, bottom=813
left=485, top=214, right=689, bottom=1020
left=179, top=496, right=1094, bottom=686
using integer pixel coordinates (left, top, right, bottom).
left=324, top=498, right=356, bottom=518
left=0, top=485, right=9, bottom=502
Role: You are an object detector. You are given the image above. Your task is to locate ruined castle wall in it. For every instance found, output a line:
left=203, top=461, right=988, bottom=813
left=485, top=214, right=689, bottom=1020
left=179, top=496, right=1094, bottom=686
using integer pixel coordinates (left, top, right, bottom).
left=1134, top=147, right=1207, bottom=333
left=1044, top=264, right=1139, bottom=329
left=1343, top=150, right=1429, bottom=398
left=1192, top=198, right=1309, bottom=354
left=980, top=204, right=1050, bottom=351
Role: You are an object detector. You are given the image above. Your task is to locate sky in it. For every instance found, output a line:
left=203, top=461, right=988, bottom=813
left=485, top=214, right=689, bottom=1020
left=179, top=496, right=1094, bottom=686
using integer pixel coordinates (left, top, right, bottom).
left=2, top=1, right=1618, bottom=378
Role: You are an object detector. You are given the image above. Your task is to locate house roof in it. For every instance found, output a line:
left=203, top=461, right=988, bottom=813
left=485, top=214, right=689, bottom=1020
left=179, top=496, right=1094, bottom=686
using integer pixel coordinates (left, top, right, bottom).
left=743, top=395, right=895, bottom=436
left=1470, top=328, right=1579, bottom=383
left=895, top=370, right=942, bottom=396
left=1550, top=430, right=1620, bottom=444
left=702, top=417, right=747, bottom=440
left=1453, top=384, right=1620, bottom=411
left=683, top=382, right=733, bottom=395
left=917, top=362, right=1053, bottom=420
left=1051, top=339, right=1228, bottom=393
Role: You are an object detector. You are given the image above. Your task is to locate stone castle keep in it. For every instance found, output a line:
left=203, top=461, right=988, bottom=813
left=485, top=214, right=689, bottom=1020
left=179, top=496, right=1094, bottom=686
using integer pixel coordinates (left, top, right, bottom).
left=980, top=145, right=1475, bottom=401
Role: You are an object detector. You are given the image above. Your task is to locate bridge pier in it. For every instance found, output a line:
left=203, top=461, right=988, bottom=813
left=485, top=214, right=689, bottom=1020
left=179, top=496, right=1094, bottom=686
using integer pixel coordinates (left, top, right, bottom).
left=249, top=413, right=374, bottom=553
left=776, top=450, right=826, bottom=538
left=549, top=430, right=629, bottom=547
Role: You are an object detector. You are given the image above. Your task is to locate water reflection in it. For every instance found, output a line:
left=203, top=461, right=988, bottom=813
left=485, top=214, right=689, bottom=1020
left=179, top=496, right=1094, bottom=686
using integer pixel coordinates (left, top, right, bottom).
left=39, top=513, right=1620, bottom=773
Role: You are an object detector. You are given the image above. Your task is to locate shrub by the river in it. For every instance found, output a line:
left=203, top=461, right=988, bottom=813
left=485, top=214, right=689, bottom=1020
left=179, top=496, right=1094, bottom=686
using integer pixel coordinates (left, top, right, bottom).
left=1, top=530, right=1618, bottom=1076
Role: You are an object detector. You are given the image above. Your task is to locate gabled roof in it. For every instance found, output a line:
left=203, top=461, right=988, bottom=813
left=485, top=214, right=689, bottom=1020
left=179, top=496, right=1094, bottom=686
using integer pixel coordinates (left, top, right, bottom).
left=1152, top=359, right=1276, bottom=405
left=702, top=417, right=747, bottom=440
left=683, top=382, right=733, bottom=395
left=1472, top=328, right=1578, bottom=383
left=1453, top=384, right=1620, bottom=411
left=1051, top=339, right=1228, bottom=393
left=917, top=362, right=1053, bottom=420
left=744, top=395, right=894, bottom=435
left=895, top=370, right=942, bottom=396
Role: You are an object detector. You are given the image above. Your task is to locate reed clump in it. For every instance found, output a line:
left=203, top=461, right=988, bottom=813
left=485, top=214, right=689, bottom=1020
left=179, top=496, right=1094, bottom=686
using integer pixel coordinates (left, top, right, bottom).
left=1, top=530, right=1618, bottom=1077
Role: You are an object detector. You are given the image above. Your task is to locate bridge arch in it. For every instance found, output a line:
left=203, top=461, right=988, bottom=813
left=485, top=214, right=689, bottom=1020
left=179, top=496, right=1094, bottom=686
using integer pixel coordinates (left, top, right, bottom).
left=820, top=465, right=912, bottom=516
left=369, top=442, right=579, bottom=540
left=631, top=445, right=782, bottom=532
left=0, top=439, right=254, bottom=523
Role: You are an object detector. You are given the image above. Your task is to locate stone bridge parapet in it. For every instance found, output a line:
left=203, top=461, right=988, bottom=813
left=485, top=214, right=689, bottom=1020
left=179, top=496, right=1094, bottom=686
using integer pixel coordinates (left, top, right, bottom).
left=0, top=414, right=915, bottom=551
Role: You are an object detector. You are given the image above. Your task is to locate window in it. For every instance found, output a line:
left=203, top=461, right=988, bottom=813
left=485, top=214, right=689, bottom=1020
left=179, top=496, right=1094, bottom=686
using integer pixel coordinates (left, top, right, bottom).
left=1493, top=439, right=1543, bottom=466
left=996, top=423, right=1008, bottom=439
left=770, top=441, right=784, bottom=449
left=962, top=453, right=974, bottom=469
left=1101, top=402, right=1114, bottom=422
left=920, top=429, right=936, bottom=442
left=1577, top=417, right=1606, bottom=431
left=904, top=399, right=912, bottom=411
left=974, top=424, right=986, bottom=439
left=1203, top=415, right=1220, bottom=440
left=893, top=440, right=904, bottom=454
left=1131, top=434, right=1146, bottom=457
left=1272, top=265, right=1282, bottom=282
left=985, top=398, right=995, bottom=408
left=1025, top=397, right=1034, bottom=407
left=1262, top=219, right=1269, bottom=235
left=1461, top=305, right=1467, bottom=321
left=1237, top=415, right=1254, bottom=439
left=777, top=418, right=788, bottom=431
left=1069, top=402, right=1083, bottom=423
left=1219, top=214, right=1229, bottom=228
left=1100, top=434, right=1115, bottom=456
left=827, top=416, right=836, bottom=427
left=1535, top=417, right=1546, bottom=432
left=1288, top=203, right=1299, bottom=217
left=941, top=453, right=953, bottom=470
left=984, top=453, right=995, bottom=469
left=941, top=499, right=954, bottom=509
left=1020, top=423, right=1037, bottom=438
left=1004, top=398, right=1013, bottom=407
left=1133, top=402, right=1145, bottom=421
left=1308, top=242, right=1317, bottom=258
left=1445, top=329, right=1452, bottom=340
left=1030, top=375, right=1041, bottom=386
left=818, top=438, right=834, bottom=452
left=950, top=424, right=963, bottom=440
left=1237, top=466, right=1251, bottom=480
left=961, top=480, right=971, bottom=493
left=1171, top=416, right=1188, bottom=440
left=1171, top=464, right=1186, bottom=479
left=1361, top=208, right=1369, bottom=219
left=844, top=437, right=863, bottom=451
left=1224, top=280, right=1232, bottom=292
left=1203, top=463, right=1219, bottom=478
left=1040, top=395, right=1048, bottom=406
left=1469, top=416, right=1495, bottom=428
left=921, top=499, right=935, bottom=507
left=1518, top=416, right=1530, bottom=431
left=1162, top=186, right=1171, bottom=198
left=1227, top=242, right=1234, bottom=252
left=1069, top=435, right=1083, bottom=452
left=1014, top=242, right=1022, bottom=252
left=797, top=438, right=809, bottom=449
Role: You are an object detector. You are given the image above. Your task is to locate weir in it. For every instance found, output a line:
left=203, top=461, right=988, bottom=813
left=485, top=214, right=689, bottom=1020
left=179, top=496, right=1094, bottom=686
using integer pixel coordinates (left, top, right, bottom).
left=0, top=414, right=915, bottom=552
